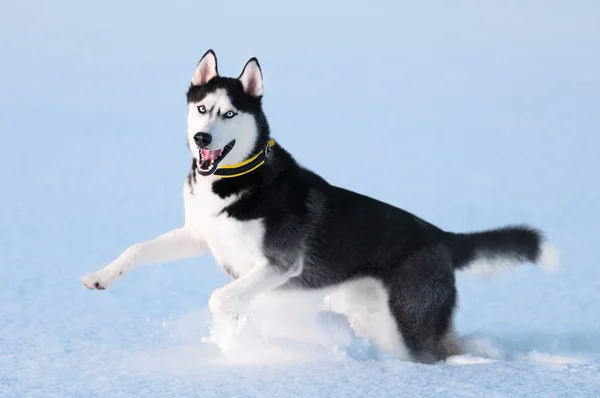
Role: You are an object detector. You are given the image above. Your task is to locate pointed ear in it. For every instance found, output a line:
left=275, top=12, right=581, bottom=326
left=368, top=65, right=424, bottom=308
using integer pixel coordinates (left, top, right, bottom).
left=191, top=49, right=218, bottom=86
left=238, top=58, right=263, bottom=97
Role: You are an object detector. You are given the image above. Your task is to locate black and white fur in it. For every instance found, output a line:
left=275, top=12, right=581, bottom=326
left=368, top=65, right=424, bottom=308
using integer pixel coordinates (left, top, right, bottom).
left=82, top=50, right=559, bottom=363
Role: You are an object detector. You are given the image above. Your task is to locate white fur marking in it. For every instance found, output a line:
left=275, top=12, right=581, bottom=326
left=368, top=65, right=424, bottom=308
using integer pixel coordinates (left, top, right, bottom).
left=183, top=179, right=265, bottom=278
left=538, top=240, right=560, bottom=271
left=462, top=256, right=521, bottom=277
left=461, top=240, right=560, bottom=277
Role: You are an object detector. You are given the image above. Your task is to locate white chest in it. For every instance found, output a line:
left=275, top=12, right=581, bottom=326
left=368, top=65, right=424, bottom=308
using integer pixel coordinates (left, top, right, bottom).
left=183, top=180, right=266, bottom=278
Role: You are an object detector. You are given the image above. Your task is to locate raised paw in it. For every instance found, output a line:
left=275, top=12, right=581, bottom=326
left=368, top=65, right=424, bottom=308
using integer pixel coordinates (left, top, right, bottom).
left=81, top=268, right=120, bottom=290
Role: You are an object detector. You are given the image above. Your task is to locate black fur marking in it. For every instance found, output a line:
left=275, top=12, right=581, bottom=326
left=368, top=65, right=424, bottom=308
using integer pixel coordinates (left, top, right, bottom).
left=221, top=264, right=238, bottom=279
left=186, top=159, right=197, bottom=194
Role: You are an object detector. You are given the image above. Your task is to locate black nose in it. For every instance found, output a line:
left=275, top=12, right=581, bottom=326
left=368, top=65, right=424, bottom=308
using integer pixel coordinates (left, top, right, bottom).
left=194, top=132, right=212, bottom=148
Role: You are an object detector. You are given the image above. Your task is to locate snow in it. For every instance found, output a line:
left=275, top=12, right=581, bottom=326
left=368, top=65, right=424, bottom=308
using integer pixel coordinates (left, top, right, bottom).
left=2, top=0, right=600, bottom=396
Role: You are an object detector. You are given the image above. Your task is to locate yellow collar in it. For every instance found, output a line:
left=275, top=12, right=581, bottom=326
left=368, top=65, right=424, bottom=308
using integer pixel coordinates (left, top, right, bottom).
left=212, top=139, right=276, bottom=178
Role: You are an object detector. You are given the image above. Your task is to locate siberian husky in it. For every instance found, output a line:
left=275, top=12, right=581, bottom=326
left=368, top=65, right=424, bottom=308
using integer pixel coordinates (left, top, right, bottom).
left=82, top=50, right=558, bottom=363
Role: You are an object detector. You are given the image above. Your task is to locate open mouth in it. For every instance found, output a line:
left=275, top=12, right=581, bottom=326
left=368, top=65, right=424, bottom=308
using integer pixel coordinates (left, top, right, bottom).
left=196, top=140, right=236, bottom=176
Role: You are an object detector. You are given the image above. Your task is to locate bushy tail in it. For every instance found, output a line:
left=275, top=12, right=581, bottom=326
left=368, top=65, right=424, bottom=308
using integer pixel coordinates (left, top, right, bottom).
left=447, top=225, right=559, bottom=276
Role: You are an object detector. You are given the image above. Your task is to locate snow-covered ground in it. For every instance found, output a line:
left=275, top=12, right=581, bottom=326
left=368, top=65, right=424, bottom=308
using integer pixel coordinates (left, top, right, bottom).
left=2, top=1, right=600, bottom=396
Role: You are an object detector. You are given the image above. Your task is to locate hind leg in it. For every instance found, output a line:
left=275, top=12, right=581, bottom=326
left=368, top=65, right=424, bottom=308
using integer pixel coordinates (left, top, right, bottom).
left=386, top=287, right=460, bottom=363
left=325, top=277, right=412, bottom=360
left=386, top=246, right=462, bottom=363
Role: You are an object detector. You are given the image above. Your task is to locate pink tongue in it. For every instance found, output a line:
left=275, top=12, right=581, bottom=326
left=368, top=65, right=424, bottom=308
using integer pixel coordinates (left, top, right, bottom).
left=200, top=148, right=222, bottom=161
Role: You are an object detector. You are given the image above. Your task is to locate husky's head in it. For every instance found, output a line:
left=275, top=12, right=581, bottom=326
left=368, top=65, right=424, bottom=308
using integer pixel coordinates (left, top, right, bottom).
left=186, top=50, right=270, bottom=176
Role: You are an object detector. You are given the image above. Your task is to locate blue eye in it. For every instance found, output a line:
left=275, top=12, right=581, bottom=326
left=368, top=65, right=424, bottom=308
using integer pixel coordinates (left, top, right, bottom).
left=224, top=110, right=237, bottom=119
left=197, top=105, right=206, bottom=114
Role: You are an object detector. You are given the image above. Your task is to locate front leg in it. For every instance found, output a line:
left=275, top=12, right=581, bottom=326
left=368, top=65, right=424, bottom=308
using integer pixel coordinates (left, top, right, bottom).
left=209, top=256, right=303, bottom=315
left=82, top=227, right=207, bottom=290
